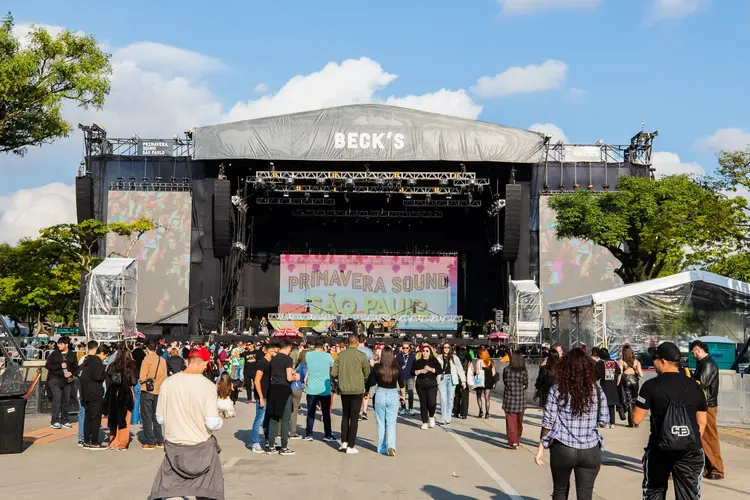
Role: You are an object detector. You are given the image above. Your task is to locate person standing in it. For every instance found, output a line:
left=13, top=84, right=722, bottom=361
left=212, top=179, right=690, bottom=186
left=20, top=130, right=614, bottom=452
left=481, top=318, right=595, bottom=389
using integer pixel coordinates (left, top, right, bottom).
left=437, top=343, right=466, bottom=427
left=690, top=340, right=723, bottom=480
left=534, top=348, right=559, bottom=409
left=331, top=333, right=371, bottom=454
left=304, top=339, right=336, bottom=442
left=396, top=341, right=417, bottom=416
left=44, top=336, right=79, bottom=429
left=289, top=349, right=307, bottom=439
left=618, top=345, right=643, bottom=428
left=139, top=341, right=168, bottom=449
left=357, top=334, right=375, bottom=420
left=412, top=344, right=443, bottom=430
left=105, top=347, right=138, bottom=450
left=266, top=340, right=299, bottom=456
left=452, top=346, right=471, bottom=420
left=467, top=347, right=497, bottom=419
left=251, top=343, right=276, bottom=453
left=503, top=352, right=528, bottom=449
left=130, top=341, right=146, bottom=426
left=534, top=348, right=609, bottom=500
left=367, top=346, right=404, bottom=456
left=633, top=342, right=707, bottom=499
left=150, top=347, right=224, bottom=500
left=595, top=348, right=621, bottom=429
left=78, top=341, right=107, bottom=450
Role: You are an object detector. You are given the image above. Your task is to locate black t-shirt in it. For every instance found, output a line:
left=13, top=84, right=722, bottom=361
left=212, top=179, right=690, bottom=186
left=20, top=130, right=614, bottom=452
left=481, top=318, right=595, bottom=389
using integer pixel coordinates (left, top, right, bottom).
left=270, top=353, right=293, bottom=386
left=255, top=357, right=271, bottom=398
left=132, top=348, right=146, bottom=373
left=636, top=372, right=708, bottom=450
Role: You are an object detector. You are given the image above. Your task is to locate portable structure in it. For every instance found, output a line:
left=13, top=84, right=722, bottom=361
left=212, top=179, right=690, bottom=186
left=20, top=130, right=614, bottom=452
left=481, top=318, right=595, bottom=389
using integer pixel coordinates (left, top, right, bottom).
left=548, top=271, right=750, bottom=350
left=509, top=280, right=542, bottom=346
left=83, top=258, right=138, bottom=342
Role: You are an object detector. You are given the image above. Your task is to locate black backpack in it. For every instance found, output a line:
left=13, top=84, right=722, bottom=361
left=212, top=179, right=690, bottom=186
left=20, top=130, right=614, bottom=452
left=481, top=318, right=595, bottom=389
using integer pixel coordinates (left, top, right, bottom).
left=657, top=384, right=696, bottom=451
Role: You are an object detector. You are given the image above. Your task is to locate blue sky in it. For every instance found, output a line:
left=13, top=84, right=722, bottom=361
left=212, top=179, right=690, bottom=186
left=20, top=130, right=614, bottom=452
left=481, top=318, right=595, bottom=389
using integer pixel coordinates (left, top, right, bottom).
left=1, top=0, right=749, bottom=241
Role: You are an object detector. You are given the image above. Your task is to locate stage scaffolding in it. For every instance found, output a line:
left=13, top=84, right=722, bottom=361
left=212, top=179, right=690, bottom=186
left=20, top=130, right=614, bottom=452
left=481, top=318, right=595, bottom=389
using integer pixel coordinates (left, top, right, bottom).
left=508, top=280, right=543, bottom=346
left=83, top=258, right=138, bottom=343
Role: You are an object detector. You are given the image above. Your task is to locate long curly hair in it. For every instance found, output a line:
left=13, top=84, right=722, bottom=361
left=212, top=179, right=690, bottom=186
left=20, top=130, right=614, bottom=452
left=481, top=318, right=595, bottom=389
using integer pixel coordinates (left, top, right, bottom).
left=557, top=348, right=597, bottom=416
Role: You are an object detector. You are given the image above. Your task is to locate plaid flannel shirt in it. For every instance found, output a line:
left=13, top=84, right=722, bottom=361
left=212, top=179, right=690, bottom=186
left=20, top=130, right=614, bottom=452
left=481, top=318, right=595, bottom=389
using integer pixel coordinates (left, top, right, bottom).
left=542, top=384, right=609, bottom=449
left=502, top=368, right=528, bottom=414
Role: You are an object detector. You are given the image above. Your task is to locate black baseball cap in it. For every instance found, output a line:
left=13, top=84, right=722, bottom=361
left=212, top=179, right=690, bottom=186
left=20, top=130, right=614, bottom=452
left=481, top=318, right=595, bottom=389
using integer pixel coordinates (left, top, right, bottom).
left=653, top=342, right=681, bottom=363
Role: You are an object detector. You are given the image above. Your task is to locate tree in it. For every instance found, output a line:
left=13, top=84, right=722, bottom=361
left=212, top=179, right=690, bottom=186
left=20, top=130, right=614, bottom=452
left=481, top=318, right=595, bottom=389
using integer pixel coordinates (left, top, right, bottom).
left=709, top=252, right=750, bottom=283
left=715, top=148, right=750, bottom=192
left=547, top=175, right=748, bottom=283
left=0, top=14, right=112, bottom=155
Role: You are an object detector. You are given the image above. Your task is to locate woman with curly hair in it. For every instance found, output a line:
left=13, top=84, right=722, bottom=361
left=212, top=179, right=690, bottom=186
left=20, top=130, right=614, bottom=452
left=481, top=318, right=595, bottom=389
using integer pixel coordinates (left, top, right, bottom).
left=534, top=348, right=609, bottom=500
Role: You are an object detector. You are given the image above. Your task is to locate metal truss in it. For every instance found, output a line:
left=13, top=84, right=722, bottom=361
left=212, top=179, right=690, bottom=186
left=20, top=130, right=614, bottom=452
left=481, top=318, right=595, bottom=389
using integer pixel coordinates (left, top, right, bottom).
left=593, top=303, right=607, bottom=348
left=549, top=310, right=560, bottom=345
left=404, top=199, right=482, bottom=208
left=255, top=171, right=479, bottom=181
left=80, top=124, right=194, bottom=158
left=570, top=308, right=581, bottom=348
left=108, top=181, right=192, bottom=192
left=269, top=185, right=466, bottom=195
left=269, top=313, right=463, bottom=323
left=542, top=130, right=657, bottom=166
left=255, top=197, right=335, bottom=206
left=292, top=209, right=442, bottom=219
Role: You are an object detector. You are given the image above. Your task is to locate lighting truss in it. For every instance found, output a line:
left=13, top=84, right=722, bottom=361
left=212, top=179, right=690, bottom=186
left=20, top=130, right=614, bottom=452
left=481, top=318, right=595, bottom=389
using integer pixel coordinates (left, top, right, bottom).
left=404, top=199, right=483, bottom=208
left=255, top=197, right=335, bottom=206
left=274, top=185, right=466, bottom=195
left=107, top=181, right=191, bottom=192
left=255, top=171, right=480, bottom=182
left=292, top=209, right=442, bottom=219
left=269, top=313, right=463, bottom=323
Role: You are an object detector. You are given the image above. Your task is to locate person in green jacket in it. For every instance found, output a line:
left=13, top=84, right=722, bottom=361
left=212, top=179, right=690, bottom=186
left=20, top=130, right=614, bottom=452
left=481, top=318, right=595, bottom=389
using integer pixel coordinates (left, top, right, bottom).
left=331, top=333, right=371, bottom=454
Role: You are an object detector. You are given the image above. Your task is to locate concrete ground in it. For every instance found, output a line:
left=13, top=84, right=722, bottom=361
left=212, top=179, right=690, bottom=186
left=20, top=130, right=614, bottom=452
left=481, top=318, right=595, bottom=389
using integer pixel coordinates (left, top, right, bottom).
left=4, top=397, right=750, bottom=500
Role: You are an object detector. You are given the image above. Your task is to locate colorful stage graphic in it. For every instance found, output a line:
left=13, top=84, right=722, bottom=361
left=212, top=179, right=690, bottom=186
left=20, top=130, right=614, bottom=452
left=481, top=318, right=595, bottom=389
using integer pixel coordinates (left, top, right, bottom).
left=279, top=254, right=458, bottom=329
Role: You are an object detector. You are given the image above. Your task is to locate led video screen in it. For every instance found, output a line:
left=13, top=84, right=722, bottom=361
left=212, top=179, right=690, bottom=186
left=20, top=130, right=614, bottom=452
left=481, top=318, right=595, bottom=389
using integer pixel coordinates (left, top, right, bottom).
left=539, top=195, right=622, bottom=322
left=280, top=254, right=458, bottom=329
left=106, top=191, right=192, bottom=324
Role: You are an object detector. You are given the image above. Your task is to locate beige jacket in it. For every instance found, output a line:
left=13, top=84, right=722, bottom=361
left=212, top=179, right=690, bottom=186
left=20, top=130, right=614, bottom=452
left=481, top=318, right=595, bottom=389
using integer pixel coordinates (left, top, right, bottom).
left=140, top=351, right=168, bottom=395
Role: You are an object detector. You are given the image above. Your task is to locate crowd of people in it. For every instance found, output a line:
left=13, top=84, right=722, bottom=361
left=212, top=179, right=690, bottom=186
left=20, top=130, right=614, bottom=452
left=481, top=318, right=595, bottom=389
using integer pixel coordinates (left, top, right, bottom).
left=36, top=334, right=725, bottom=500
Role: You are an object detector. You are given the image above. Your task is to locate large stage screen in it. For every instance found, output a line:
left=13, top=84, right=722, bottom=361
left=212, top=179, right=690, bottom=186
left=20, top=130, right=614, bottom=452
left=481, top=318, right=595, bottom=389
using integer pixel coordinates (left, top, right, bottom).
left=539, top=195, right=622, bottom=323
left=106, top=191, right=192, bottom=324
left=280, top=254, right=458, bottom=329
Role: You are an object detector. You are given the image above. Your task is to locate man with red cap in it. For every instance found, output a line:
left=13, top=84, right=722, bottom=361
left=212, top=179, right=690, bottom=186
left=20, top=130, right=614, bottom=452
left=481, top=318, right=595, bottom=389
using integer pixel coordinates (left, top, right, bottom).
left=149, top=346, right=224, bottom=500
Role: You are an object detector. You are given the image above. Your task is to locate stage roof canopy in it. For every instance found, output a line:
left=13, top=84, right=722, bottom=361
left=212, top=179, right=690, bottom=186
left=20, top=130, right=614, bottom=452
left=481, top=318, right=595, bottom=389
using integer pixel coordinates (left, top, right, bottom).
left=193, top=104, right=546, bottom=163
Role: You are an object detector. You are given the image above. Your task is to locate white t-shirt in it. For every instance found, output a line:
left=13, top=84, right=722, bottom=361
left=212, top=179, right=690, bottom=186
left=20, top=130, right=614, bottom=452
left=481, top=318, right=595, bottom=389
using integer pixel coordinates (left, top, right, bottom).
left=156, top=373, right=219, bottom=445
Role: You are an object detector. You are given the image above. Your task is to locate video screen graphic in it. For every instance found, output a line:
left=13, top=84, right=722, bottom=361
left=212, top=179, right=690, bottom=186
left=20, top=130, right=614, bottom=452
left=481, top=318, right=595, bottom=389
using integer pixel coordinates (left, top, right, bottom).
left=106, top=191, right=192, bottom=324
left=539, top=195, right=622, bottom=321
left=280, top=255, right=458, bottom=329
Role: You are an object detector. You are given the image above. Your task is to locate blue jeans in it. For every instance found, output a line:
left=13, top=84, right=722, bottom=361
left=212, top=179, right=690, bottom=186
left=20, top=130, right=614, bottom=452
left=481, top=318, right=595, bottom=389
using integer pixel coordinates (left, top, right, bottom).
left=78, top=401, right=85, bottom=441
left=439, top=375, right=455, bottom=424
left=130, top=382, right=142, bottom=425
left=233, top=365, right=243, bottom=381
left=374, top=388, right=399, bottom=454
left=252, top=400, right=267, bottom=446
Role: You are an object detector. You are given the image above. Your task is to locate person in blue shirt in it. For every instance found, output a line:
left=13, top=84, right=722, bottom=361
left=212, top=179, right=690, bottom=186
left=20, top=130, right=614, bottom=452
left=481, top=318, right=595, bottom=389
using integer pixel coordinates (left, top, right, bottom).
left=304, top=339, right=336, bottom=441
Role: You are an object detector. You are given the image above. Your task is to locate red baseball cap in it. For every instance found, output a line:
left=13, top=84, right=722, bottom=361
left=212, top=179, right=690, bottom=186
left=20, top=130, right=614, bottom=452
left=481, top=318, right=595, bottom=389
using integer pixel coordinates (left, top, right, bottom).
left=189, top=346, right=211, bottom=362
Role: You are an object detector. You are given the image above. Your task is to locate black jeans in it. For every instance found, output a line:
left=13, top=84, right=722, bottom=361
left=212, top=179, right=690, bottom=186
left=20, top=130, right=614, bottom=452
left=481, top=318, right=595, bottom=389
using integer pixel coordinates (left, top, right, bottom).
left=83, top=399, right=104, bottom=444
left=140, top=392, right=164, bottom=445
left=453, top=384, right=469, bottom=417
left=340, top=394, right=363, bottom=448
left=267, top=394, right=292, bottom=449
left=642, top=448, right=704, bottom=500
left=306, top=394, right=333, bottom=438
left=549, top=442, right=601, bottom=500
left=416, top=384, right=438, bottom=423
left=47, top=377, right=72, bottom=425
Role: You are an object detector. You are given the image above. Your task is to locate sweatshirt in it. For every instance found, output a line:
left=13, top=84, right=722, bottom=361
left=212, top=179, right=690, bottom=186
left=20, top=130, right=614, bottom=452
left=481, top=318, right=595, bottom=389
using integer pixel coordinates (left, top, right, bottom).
left=45, top=349, right=79, bottom=381
left=79, top=355, right=106, bottom=402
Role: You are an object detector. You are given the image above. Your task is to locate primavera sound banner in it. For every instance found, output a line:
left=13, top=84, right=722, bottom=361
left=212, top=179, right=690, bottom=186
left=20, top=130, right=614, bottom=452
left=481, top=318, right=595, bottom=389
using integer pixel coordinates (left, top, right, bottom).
left=279, top=255, right=458, bottom=319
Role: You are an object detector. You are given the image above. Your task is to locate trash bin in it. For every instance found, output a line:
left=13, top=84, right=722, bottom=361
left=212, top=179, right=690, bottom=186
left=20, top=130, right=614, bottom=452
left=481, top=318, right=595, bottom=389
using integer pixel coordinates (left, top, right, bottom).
left=0, top=394, right=27, bottom=454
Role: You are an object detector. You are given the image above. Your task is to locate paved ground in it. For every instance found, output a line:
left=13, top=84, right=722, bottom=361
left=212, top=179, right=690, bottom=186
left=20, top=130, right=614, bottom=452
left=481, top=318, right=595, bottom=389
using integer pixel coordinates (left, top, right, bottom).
left=4, top=397, right=750, bottom=500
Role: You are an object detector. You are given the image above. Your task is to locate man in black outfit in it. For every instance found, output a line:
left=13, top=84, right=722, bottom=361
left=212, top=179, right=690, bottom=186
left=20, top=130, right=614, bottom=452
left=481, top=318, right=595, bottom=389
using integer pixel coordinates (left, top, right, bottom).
left=44, top=336, right=79, bottom=429
left=78, top=341, right=107, bottom=450
left=266, top=340, right=298, bottom=456
left=633, top=342, right=707, bottom=500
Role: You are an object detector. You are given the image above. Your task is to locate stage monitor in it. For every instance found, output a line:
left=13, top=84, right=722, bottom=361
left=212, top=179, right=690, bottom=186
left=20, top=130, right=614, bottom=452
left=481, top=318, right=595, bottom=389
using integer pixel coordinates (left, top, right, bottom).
left=279, top=254, right=458, bottom=330
left=539, top=195, right=622, bottom=324
left=106, top=191, right=192, bottom=324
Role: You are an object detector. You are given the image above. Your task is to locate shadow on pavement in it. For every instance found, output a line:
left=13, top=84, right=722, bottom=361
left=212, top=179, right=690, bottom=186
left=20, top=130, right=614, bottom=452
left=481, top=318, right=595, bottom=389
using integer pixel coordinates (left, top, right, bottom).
left=422, top=484, right=539, bottom=499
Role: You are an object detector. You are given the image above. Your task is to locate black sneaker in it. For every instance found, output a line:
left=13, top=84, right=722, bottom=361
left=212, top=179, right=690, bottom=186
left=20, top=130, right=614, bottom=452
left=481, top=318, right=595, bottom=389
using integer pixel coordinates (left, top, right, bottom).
left=279, top=448, right=296, bottom=456
left=84, top=443, right=107, bottom=451
left=360, top=413, right=368, bottom=421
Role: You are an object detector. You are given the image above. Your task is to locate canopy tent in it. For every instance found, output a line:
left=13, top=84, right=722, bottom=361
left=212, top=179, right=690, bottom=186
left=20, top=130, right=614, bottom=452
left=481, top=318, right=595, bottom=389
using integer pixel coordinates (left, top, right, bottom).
left=193, top=104, right=546, bottom=163
left=548, top=271, right=750, bottom=350
left=83, top=258, right=138, bottom=343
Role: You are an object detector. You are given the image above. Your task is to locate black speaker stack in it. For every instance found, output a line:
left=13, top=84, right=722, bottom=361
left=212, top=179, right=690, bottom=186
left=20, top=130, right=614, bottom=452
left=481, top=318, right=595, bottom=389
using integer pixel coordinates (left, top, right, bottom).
left=75, top=176, right=94, bottom=223
left=502, top=183, right=522, bottom=261
left=212, top=179, right=233, bottom=258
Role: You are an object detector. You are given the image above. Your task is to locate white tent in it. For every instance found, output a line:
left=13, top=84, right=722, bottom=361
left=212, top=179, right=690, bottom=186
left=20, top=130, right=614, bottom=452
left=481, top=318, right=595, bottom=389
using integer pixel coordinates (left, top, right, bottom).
left=548, top=271, right=750, bottom=349
left=509, top=280, right=542, bottom=346
left=83, top=258, right=138, bottom=343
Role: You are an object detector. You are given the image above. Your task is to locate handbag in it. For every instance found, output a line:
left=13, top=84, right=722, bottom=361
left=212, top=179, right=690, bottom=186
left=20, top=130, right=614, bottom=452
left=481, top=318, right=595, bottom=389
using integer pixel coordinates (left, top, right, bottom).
left=472, top=360, right=482, bottom=387
left=110, top=372, right=123, bottom=386
left=144, top=357, right=161, bottom=392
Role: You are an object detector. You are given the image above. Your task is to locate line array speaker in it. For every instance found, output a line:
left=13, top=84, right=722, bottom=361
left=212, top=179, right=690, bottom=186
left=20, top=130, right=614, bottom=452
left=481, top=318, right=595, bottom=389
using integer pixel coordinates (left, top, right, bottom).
left=212, top=180, right=232, bottom=258
left=503, top=183, right=522, bottom=261
left=75, top=176, right=94, bottom=223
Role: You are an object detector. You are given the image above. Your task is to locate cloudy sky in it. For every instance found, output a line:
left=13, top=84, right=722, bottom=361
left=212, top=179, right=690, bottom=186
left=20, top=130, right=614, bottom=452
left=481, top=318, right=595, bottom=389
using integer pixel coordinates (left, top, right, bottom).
left=2, top=0, right=749, bottom=242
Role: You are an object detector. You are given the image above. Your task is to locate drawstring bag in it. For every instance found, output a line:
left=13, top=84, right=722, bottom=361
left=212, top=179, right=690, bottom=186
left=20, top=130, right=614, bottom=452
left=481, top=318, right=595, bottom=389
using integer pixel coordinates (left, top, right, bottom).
left=657, top=385, right=696, bottom=451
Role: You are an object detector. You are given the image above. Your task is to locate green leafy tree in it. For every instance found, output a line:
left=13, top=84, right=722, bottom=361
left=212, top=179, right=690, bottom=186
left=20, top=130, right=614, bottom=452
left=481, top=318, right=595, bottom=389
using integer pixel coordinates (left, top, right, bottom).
left=714, top=148, right=750, bottom=192
left=0, top=14, right=112, bottom=155
left=547, top=175, right=748, bottom=283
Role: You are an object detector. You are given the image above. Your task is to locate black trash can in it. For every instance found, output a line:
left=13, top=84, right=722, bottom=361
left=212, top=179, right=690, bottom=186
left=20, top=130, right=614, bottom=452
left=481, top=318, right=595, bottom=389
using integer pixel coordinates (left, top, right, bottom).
left=0, top=394, right=27, bottom=454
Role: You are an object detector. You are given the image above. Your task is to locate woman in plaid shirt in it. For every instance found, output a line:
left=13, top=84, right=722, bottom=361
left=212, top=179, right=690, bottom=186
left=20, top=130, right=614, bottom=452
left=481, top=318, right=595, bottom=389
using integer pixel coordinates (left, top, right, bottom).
left=502, top=352, right=528, bottom=449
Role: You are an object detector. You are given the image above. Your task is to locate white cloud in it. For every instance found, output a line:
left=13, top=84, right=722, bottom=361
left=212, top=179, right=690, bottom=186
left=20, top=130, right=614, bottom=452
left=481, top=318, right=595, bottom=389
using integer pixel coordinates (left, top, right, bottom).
left=113, top=42, right=225, bottom=77
left=651, top=151, right=704, bottom=177
left=0, top=183, right=76, bottom=244
left=386, top=89, right=482, bottom=120
left=472, top=60, right=568, bottom=99
left=696, top=128, right=750, bottom=153
left=529, top=123, right=569, bottom=143
left=253, top=83, right=270, bottom=93
left=650, top=0, right=704, bottom=21
left=498, top=0, right=602, bottom=15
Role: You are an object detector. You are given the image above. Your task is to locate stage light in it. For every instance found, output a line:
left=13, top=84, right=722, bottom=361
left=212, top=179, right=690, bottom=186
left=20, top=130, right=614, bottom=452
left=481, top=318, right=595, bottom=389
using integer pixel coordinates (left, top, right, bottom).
left=446, top=195, right=452, bottom=200
left=269, top=162, right=275, bottom=172
left=286, top=176, right=294, bottom=184
left=405, top=194, right=412, bottom=199
left=323, top=193, right=330, bottom=198
left=408, top=179, right=416, bottom=186
left=460, top=164, right=466, bottom=173
left=283, top=193, right=290, bottom=198
left=439, top=178, right=448, bottom=186
left=155, top=176, right=163, bottom=182
left=317, top=177, right=325, bottom=185
left=295, top=185, right=302, bottom=191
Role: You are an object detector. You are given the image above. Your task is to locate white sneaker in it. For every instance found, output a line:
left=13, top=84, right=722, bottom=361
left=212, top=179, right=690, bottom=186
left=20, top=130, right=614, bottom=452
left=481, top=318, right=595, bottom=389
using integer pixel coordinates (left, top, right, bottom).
left=421, top=423, right=429, bottom=430
left=346, top=447, right=359, bottom=455
left=339, top=442, right=348, bottom=451
left=429, top=418, right=435, bottom=428
left=398, top=408, right=406, bottom=416
left=251, top=443, right=265, bottom=454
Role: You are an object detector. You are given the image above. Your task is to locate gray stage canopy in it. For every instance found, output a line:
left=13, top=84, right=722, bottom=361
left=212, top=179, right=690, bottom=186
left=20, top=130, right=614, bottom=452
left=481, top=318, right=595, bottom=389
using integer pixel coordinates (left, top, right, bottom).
left=193, top=104, right=546, bottom=163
